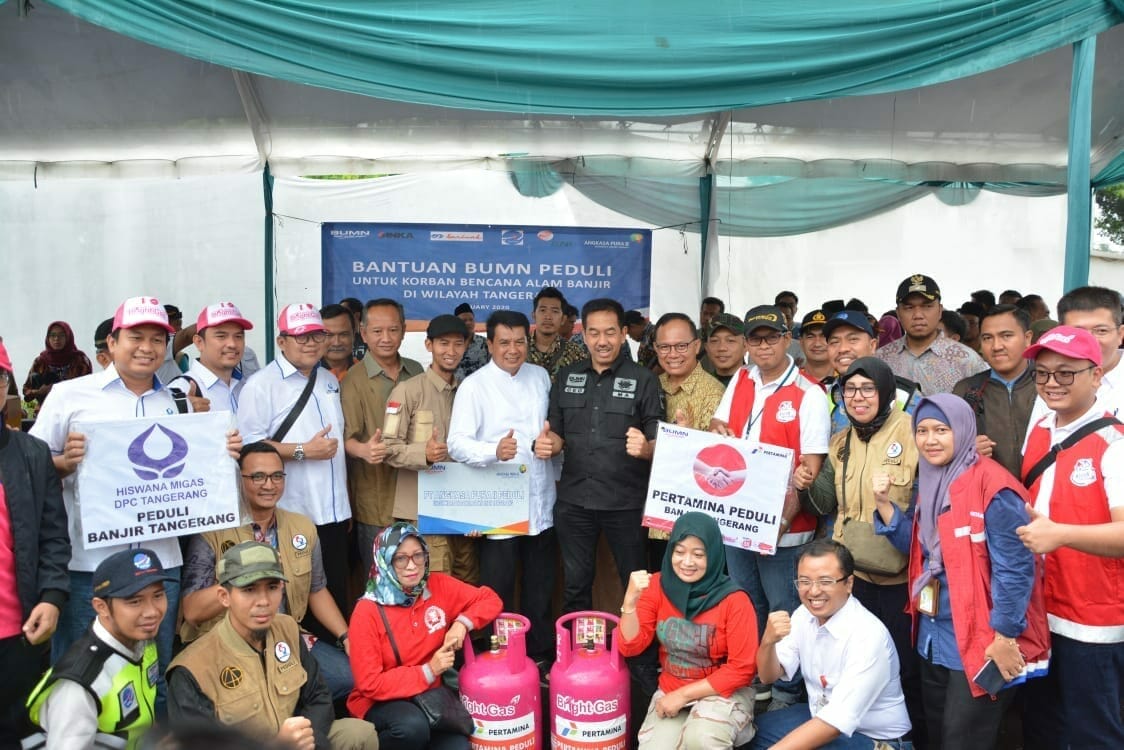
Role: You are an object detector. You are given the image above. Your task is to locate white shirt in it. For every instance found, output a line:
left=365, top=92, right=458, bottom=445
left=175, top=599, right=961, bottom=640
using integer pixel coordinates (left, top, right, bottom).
left=29, top=365, right=185, bottom=571
left=1021, top=402, right=1124, bottom=519
left=1028, top=351, right=1124, bottom=426
left=237, top=353, right=349, bottom=526
left=713, top=356, right=831, bottom=455
left=37, top=619, right=149, bottom=750
left=775, top=595, right=911, bottom=740
left=448, top=360, right=556, bottom=536
left=169, top=358, right=244, bottom=413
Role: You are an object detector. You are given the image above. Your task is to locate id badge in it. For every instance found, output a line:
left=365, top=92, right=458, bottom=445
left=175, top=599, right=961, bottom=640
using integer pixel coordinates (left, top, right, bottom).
left=918, top=579, right=939, bottom=616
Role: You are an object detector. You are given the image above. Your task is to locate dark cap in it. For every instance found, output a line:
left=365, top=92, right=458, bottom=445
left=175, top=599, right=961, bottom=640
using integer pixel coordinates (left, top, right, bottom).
left=896, top=274, right=941, bottom=303
left=705, top=312, right=744, bottom=338
left=454, top=303, right=473, bottom=316
left=623, top=310, right=646, bottom=326
left=94, top=318, right=114, bottom=350
left=163, top=304, right=182, bottom=319
left=427, top=314, right=469, bottom=340
left=822, top=310, right=875, bottom=339
left=217, top=541, right=288, bottom=587
left=92, top=548, right=176, bottom=599
left=742, top=305, right=789, bottom=334
left=800, top=309, right=829, bottom=330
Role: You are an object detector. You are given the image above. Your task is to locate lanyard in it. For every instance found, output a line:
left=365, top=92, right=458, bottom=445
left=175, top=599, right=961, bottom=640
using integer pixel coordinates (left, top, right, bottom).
left=745, top=359, right=797, bottom=437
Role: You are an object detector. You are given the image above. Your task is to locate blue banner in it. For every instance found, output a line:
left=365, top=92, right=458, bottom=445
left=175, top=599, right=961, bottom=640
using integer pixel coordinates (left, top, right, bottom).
left=322, top=223, right=651, bottom=321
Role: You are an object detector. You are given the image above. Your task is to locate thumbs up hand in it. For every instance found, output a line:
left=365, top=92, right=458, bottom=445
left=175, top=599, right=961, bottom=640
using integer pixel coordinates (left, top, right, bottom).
left=496, top=428, right=518, bottom=461
left=364, top=428, right=387, bottom=465
left=673, top=408, right=689, bottom=428
left=306, top=425, right=339, bottom=460
left=534, top=421, right=555, bottom=459
left=1016, top=503, right=1065, bottom=554
left=426, top=426, right=449, bottom=464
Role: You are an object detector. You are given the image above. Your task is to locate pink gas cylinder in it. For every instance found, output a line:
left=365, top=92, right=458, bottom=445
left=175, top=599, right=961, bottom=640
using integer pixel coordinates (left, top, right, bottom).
left=549, top=611, right=630, bottom=750
left=459, top=612, right=541, bottom=749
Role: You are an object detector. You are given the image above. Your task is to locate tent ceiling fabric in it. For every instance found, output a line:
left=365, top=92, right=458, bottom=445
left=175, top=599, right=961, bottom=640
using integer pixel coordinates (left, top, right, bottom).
left=0, top=2, right=1120, bottom=185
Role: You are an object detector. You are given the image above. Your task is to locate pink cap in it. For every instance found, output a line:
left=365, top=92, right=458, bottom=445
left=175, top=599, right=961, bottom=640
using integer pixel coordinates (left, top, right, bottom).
left=0, top=340, right=12, bottom=374
left=1023, top=325, right=1102, bottom=366
left=112, top=297, right=176, bottom=334
left=196, top=302, right=254, bottom=333
left=277, top=303, right=326, bottom=336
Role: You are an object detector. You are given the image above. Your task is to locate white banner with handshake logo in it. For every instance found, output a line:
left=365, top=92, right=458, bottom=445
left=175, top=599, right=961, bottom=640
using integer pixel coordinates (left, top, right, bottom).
left=643, top=423, right=793, bottom=554
left=74, top=412, right=241, bottom=549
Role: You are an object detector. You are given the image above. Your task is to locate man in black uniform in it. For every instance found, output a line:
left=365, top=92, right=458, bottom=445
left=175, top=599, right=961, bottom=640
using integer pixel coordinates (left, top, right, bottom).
left=545, top=298, right=664, bottom=613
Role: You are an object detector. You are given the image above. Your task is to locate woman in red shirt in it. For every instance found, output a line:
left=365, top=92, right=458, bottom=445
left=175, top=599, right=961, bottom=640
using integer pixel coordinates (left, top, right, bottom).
left=348, top=522, right=502, bottom=750
left=620, top=511, right=758, bottom=748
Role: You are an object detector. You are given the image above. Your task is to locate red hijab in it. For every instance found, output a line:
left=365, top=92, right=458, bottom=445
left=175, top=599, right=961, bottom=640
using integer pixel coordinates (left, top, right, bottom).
left=38, top=321, right=81, bottom=368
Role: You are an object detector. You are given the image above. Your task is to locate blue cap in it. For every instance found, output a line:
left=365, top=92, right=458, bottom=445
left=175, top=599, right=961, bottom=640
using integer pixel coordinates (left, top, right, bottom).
left=822, top=310, right=875, bottom=339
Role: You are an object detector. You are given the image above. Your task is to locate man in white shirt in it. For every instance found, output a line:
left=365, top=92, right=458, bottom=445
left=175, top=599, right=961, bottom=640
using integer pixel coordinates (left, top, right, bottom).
left=30, top=296, right=240, bottom=684
left=169, top=302, right=253, bottom=414
left=1056, top=285, right=1124, bottom=417
left=237, top=304, right=351, bottom=629
left=751, top=540, right=912, bottom=749
left=448, top=310, right=557, bottom=664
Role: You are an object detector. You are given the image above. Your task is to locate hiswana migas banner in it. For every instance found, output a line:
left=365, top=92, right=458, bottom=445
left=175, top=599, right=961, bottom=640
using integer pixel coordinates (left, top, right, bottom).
left=74, top=412, right=240, bottom=549
left=322, top=223, right=652, bottom=321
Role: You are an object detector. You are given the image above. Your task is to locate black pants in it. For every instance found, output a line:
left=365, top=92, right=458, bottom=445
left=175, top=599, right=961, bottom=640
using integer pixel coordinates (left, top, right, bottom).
left=304, top=520, right=351, bottom=641
left=365, top=700, right=468, bottom=750
left=0, top=635, right=48, bottom=749
left=478, top=529, right=557, bottom=660
left=554, top=503, right=645, bottom=614
left=852, top=578, right=926, bottom=748
left=919, top=655, right=1015, bottom=750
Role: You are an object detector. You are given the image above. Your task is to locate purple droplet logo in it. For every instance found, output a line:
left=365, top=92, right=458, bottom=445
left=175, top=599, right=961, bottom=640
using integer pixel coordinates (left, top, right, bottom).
left=128, top=424, right=189, bottom=480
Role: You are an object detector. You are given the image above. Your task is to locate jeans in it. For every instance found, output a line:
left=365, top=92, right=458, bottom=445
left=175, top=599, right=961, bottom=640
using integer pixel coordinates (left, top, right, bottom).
left=726, top=543, right=804, bottom=699
left=1023, top=633, right=1124, bottom=750
left=364, top=699, right=469, bottom=750
left=311, top=638, right=355, bottom=701
left=478, top=529, right=557, bottom=660
left=53, top=567, right=181, bottom=717
left=554, top=503, right=645, bottom=613
left=749, top=704, right=913, bottom=750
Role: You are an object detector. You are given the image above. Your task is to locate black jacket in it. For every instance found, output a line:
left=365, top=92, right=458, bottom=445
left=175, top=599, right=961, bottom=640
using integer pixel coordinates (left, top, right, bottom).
left=0, top=424, right=69, bottom=617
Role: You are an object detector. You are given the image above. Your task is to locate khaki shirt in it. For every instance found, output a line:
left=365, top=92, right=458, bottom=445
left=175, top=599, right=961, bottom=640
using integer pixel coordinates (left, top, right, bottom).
left=384, top=367, right=458, bottom=520
left=660, top=363, right=726, bottom=431
left=341, top=354, right=423, bottom=525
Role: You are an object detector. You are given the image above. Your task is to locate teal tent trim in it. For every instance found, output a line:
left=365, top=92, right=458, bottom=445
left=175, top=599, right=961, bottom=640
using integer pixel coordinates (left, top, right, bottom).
left=699, top=175, right=714, bottom=279
left=1064, top=37, right=1095, bottom=291
left=1094, top=150, right=1124, bottom=187
left=510, top=161, right=564, bottom=198
left=263, top=163, right=276, bottom=363
left=45, top=1, right=1122, bottom=116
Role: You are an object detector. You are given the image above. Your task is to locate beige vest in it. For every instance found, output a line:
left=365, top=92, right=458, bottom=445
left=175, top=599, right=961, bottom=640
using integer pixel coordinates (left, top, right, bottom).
left=180, top=508, right=317, bottom=643
left=171, top=614, right=306, bottom=739
left=829, top=408, right=918, bottom=585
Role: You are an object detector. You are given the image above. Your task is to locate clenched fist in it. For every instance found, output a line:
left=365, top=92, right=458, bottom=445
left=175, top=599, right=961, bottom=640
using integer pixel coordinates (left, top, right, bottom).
left=763, top=611, right=792, bottom=646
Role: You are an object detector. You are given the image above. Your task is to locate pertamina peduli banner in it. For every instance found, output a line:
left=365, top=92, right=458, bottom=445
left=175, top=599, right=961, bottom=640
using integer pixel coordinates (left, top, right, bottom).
left=322, top=223, right=652, bottom=322
left=74, top=412, right=241, bottom=550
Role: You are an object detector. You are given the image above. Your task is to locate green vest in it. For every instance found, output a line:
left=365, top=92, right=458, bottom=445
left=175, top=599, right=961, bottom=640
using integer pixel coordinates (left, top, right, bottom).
left=28, top=626, right=158, bottom=750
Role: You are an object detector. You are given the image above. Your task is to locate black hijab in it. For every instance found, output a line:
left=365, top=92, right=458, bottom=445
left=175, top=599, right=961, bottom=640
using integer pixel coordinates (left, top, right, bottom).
left=839, top=356, right=896, bottom=442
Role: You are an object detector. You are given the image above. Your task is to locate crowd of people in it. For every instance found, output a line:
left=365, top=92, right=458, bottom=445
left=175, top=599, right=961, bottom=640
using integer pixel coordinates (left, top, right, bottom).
left=0, top=273, right=1121, bottom=750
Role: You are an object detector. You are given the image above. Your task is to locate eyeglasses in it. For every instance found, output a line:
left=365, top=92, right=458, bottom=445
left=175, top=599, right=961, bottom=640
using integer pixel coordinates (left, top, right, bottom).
left=0, top=371, right=9, bottom=385
left=794, top=576, right=850, bottom=590
left=654, top=341, right=696, bottom=355
left=241, top=471, right=287, bottom=485
left=746, top=333, right=784, bottom=347
left=391, top=551, right=427, bottom=569
left=1033, top=366, right=1095, bottom=386
left=282, top=332, right=328, bottom=345
left=47, top=332, right=67, bottom=340
left=842, top=383, right=878, bottom=399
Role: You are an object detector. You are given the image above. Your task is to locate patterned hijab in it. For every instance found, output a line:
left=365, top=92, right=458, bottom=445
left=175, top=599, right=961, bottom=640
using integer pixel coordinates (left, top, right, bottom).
left=363, top=522, right=431, bottom=607
left=660, top=512, right=741, bottom=620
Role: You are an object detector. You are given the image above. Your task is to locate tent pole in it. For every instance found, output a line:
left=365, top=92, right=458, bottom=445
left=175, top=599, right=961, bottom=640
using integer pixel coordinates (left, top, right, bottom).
left=263, top=163, right=275, bottom=362
left=1063, top=36, right=1096, bottom=291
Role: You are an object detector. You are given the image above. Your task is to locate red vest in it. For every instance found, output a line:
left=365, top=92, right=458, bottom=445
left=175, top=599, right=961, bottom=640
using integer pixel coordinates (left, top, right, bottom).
left=1023, top=416, right=1124, bottom=642
left=908, top=458, right=1050, bottom=697
left=727, top=368, right=823, bottom=545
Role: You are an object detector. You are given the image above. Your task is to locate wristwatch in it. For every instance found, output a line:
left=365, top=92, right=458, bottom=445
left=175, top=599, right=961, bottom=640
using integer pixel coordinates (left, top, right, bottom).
left=293, top=443, right=305, bottom=461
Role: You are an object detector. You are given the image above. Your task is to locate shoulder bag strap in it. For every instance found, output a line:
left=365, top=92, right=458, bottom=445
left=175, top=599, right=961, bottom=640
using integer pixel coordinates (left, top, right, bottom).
left=271, top=366, right=318, bottom=443
left=1022, top=416, right=1121, bottom=489
left=375, top=603, right=404, bottom=667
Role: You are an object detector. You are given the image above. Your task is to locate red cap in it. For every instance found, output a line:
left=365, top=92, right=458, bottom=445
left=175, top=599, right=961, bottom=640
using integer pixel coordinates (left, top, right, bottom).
left=1023, top=325, right=1102, bottom=366
left=0, top=340, right=12, bottom=374
left=196, top=302, right=254, bottom=333
left=277, top=304, right=326, bottom=336
left=112, top=297, right=176, bottom=334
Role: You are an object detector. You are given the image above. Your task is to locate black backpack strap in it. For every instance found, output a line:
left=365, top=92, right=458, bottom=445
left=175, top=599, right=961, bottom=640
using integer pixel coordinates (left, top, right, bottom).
left=271, top=367, right=318, bottom=443
left=1022, top=416, right=1121, bottom=488
left=959, top=371, right=990, bottom=418
left=168, top=375, right=202, bottom=415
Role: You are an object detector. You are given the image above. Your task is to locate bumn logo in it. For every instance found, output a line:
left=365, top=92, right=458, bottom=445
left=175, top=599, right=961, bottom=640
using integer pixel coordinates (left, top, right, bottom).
left=128, top=424, right=189, bottom=480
